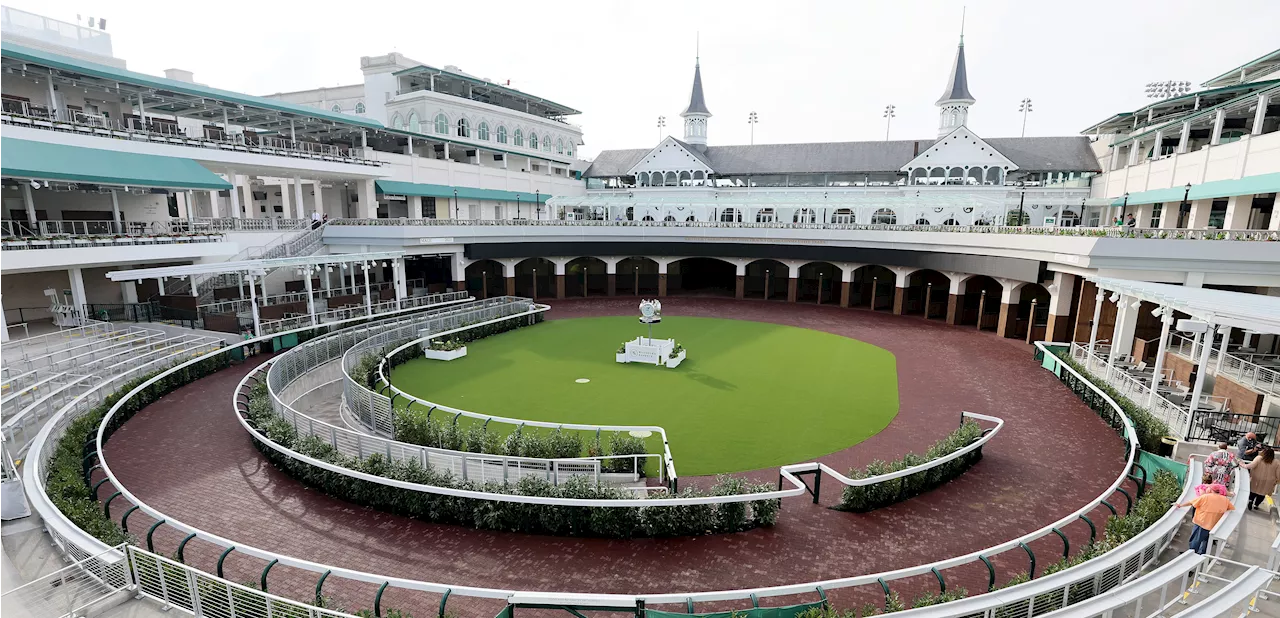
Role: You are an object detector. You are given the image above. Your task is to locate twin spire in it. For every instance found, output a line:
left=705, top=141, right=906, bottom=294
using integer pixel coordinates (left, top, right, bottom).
left=680, top=40, right=711, bottom=147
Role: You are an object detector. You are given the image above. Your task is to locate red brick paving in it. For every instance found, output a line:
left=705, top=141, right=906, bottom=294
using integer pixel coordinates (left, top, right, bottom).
left=98, top=298, right=1130, bottom=615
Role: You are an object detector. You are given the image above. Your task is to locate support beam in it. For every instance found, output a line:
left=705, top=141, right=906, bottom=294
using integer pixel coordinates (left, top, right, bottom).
left=68, top=268, right=87, bottom=322
left=1045, top=272, right=1076, bottom=342
left=248, top=275, right=261, bottom=337
left=1147, top=312, right=1172, bottom=409
left=227, top=170, right=241, bottom=219
left=362, top=262, right=373, bottom=314
left=109, top=190, right=122, bottom=226
left=293, top=175, right=305, bottom=220
left=22, top=183, right=37, bottom=226
left=304, top=268, right=317, bottom=326
left=1185, top=325, right=1218, bottom=437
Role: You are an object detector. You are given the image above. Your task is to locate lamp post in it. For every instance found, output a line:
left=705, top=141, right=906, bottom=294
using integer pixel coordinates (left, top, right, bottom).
left=516, top=194, right=521, bottom=219
left=531, top=268, right=537, bottom=301
left=1018, top=98, right=1033, bottom=137
left=883, top=104, right=895, bottom=141
left=1016, top=184, right=1027, bottom=226
left=634, top=266, right=639, bottom=297
left=452, top=188, right=458, bottom=219
left=1180, top=182, right=1191, bottom=229
left=1119, top=192, right=1129, bottom=224
left=657, top=116, right=666, bottom=141
left=535, top=189, right=541, bottom=220
left=748, top=111, right=758, bottom=145
left=764, top=269, right=771, bottom=300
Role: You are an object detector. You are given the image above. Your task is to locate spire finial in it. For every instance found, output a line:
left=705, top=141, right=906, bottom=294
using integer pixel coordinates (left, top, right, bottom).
left=696, top=32, right=700, bottom=66
left=960, top=7, right=966, bottom=45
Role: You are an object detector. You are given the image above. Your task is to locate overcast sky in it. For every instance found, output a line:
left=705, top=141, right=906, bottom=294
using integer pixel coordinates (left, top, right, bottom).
left=15, top=0, right=1280, bottom=158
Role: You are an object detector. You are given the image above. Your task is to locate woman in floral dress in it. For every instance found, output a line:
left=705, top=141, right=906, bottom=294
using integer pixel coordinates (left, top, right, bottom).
left=1204, top=442, right=1240, bottom=487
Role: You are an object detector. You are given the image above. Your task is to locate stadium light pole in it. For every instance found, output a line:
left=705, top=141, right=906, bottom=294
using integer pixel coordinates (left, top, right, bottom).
left=1019, top=98, right=1033, bottom=137
left=748, top=111, right=759, bottom=145
left=657, top=116, right=666, bottom=141
left=883, top=105, right=895, bottom=141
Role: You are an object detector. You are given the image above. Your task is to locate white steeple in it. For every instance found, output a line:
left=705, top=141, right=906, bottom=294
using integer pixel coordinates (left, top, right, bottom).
left=680, top=42, right=711, bottom=147
left=936, top=13, right=976, bottom=138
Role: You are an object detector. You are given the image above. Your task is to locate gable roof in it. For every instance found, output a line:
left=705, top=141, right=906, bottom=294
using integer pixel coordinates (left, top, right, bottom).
left=585, top=136, right=1100, bottom=177
left=624, top=137, right=715, bottom=176
left=901, top=127, right=1016, bottom=171
left=670, top=137, right=714, bottom=167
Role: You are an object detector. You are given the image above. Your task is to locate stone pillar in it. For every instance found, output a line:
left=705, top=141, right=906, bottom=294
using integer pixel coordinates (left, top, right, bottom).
left=996, top=281, right=1023, bottom=338
left=892, top=287, right=906, bottom=315
left=0, top=295, right=7, bottom=342
left=279, top=179, right=293, bottom=219
left=839, top=266, right=853, bottom=308
left=606, top=259, right=618, bottom=296
left=359, top=179, right=378, bottom=219
left=1186, top=199, right=1212, bottom=229
left=314, top=181, right=325, bottom=218
left=68, top=268, right=88, bottom=321
left=735, top=262, right=746, bottom=300
left=658, top=261, right=668, bottom=297
left=1158, top=199, right=1180, bottom=228
left=227, top=170, right=241, bottom=219
left=292, top=175, right=305, bottom=219
left=1221, top=194, right=1252, bottom=230
left=121, top=281, right=139, bottom=304
left=946, top=275, right=967, bottom=325
left=409, top=195, right=423, bottom=219
left=22, top=183, right=37, bottom=226
left=209, top=190, right=221, bottom=218
left=110, top=190, right=123, bottom=227
left=1045, top=272, right=1077, bottom=342
left=1111, top=294, right=1141, bottom=360
left=452, top=254, right=468, bottom=295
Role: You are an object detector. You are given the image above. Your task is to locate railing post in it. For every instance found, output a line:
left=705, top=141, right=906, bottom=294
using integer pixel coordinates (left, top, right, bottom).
left=216, top=546, right=235, bottom=578
left=374, top=581, right=390, bottom=617
left=146, top=519, right=166, bottom=552
left=1019, top=541, right=1036, bottom=579
left=176, top=532, right=197, bottom=563
left=121, top=505, right=141, bottom=532
left=260, top=558, right=278, bottom=592
left=1079, top=514, right=1096, bottom=543
left=979, top=554, right=996, bottom=591
left=1051, top=527, right=1070, bottom=558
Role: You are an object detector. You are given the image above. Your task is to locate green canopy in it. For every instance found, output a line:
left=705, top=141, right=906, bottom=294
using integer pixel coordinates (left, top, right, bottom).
left=2, top=138, right=232, bottom=190
left=1113, top=173, right=1280, bottom=206
left=376, top=180, right=550, bottom=203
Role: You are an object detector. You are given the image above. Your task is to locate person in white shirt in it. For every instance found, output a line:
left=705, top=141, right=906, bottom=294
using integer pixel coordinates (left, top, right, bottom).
left=311, top=210, right=323, bottom=229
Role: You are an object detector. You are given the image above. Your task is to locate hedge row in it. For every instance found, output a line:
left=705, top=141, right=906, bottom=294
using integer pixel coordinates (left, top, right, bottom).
left=1049, top=349, right=1171, bottom=452
left=45, top=352, right=232, bottom=547
left=246, top=382, right=779, bottom=538
left=835, top=419, right=985, bottom=512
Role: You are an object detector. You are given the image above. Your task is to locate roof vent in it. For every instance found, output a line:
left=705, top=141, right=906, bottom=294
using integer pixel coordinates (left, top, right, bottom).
left=482, top=77, right=492, bottom=83
left=164, top=68, right=195, bottom=83
left=444, top=65, right=460, bottom=72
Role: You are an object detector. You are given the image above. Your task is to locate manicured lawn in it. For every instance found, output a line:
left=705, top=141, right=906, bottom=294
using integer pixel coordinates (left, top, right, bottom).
left=389, top=316, right=899, bottom=476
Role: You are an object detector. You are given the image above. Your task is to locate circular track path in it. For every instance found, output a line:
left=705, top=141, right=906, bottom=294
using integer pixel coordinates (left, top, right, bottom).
left=97, top=298, right=1129, bottom=614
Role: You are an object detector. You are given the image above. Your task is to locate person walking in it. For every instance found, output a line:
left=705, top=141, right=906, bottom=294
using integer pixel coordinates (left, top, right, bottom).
left=1176, top=490, right=1235, bottom=554
left=1126, top=213, right=1137, bottom=228
left=1243, top=447, right=1280, bottom=511
left=1194, top=472, right=1230, bottom=497
left=1205, top=442, right=1240, bottom=486
left=1238, top=432, right=1262, bottom=462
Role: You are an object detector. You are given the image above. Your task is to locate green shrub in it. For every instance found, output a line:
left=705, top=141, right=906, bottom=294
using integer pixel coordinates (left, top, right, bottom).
left=1048, top=350, right=1171, bottom=452
left=836, top=420, right=984, bottom=512
left=606, top=432, right=648, bottom=475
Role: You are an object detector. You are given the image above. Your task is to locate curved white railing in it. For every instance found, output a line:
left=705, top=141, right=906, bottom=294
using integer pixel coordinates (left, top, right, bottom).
left=30, top=334, right=1147, bottom=618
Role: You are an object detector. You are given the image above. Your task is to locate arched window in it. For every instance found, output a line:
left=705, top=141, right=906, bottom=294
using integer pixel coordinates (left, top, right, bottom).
left=477, top=122, right=489, bottom=141
left=1059, top=209, right=1080, bottom=226
left=679, top=171, right=692, bottom=186
left=408, top=111, right=421, bottom=133
left=720, top=208, right=741, bottom=223
left=354, top=102, right=365, bottom=114
left=642, top=215, right=654, bottom=222
left=793, top=208, right=816, bottom=223
left=832, top=208, right=854, bottom=224
left=391, top=113, right=404, bottom=130
left=943, top=218, right=960, bottom=226
left=557, top=139, right=564, bottom=154
left=664, top=215, right=676, bottom=222
left=456, top=118, right=470, bottom=138
left=330, top=104, right=341, bottom=112
left=529, top=133, right=539, bottom=150
left=686, top=215, right=696, bottom=222
left=664, top=171, right=678, bottom=186
left=637, top=172, right=649, bottom=187
left=871, top=208, right=897, bottom=225
left=496, top=126, right=507, bottom=143
left=434, top=113, right=448, bottom=134
left=915, top=217, right=930, bottom=225
left=543, top=136, right=552, bottom=152
left=756, top=208, right=776, bottom=223
left=566, top=142, right=574, bottom=157
left=625, top=206, right=634, bottom=221
left=513, top=129, right=524, bottom=147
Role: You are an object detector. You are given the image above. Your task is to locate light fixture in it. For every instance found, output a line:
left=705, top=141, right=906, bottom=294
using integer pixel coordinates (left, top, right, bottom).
left=1176, top=319, right=1209, bottom=334
left=30, top=179, right=40, bottom=189
left=1109, top=293, right=1121, bottom=303
left=1151, top=306, right=1164, bottom=317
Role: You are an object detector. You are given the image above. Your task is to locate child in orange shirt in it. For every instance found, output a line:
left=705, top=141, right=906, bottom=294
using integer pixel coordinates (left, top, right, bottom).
left=1177, top=492, right=1235, bottom=554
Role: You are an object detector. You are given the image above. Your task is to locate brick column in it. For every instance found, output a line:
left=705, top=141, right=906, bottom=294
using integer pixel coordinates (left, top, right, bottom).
left=892, top=287, right=906, bottom=315
left=786, top=277, right=798, bottom=302
left=735, top=276, right=745, bottom=299
left=505, top=277, right=516, bottom=296
left=555, top=275, right=565, bottom=299
left=839, top=281, right=850, bottom=307
left=454, top=280, right=465, bottom=294
left=658, top=274, right=668, bottom=297
left=607, top=274, right=617, bottom=296
left=946, top=294, right=962, bottom=324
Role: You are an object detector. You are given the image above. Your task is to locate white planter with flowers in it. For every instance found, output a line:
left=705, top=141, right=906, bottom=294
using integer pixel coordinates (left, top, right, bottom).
left=665, top=349, right=686, bottom=368
left=423, top=347, right=467, bottom=361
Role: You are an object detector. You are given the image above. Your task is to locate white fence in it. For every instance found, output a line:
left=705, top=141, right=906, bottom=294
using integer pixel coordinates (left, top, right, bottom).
left=1171, top=333, right=1280, bottom=398
left=1070, top=342, right=1191, bottom=433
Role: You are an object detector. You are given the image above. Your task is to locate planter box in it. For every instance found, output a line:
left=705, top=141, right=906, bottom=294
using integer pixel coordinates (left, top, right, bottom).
left=665, top=350, right=686, bottom=368
left=423, top=346, right=467, bottom=361
left=616, top=353, right=627, bottom=363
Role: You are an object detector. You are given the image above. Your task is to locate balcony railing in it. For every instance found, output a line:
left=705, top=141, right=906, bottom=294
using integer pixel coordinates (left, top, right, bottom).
left=325, top=217, right=1280, bottom=240
left=190, top=218, right=310, bottom=232
left=1, top=220, right=224, bottom=250
left=0, top=104, right=380, bottom=166
left=1170, top=334, right=1280, bottom=397
left=1185, top=409, right=1278, bottom=446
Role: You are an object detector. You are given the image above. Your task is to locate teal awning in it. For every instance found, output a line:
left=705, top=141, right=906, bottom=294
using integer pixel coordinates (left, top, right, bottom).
left=375, top=180, right=550, bottom=203
left=2, top=138, right=232, bottom=190
left=1112, top=173, right=1280, bottom=206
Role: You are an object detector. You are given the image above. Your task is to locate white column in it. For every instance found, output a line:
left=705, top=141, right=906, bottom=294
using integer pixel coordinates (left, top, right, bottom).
left=409, top=195, right=423, bottom=219
left=1215, top=326, right=1232, bottom=373
left=1210, top=109, right=1226, bottom=146
left=208, top=190, right=221, bottom=218
left=260, top=274, right=268, bottom=306
left=190, top=276, right=200, bottom=297
left=68, top=268, right=88, bottom=321
left=304, top=268, right=317, bottom=326
left=394, top=259, right=407, bottom=308
left=121, top=281, right=139, bottom=304
left=22, top=183, right=37, bottom=226
left=1186, top=325, right=1218, bottom=435
left=314, top=181, right=325, bottom=218
left=292, top=175, right=305, bottom=219
left=157, top=277, right=166, bottom=296
left=1047, top=272, right=1075, bottom=318
left=227, top=170, right=242, bottom=219
left=247, top=275, right=262, bottom=337
left=1086, top=286, right=1104, bottom=360
left=1221, top=194, right=1252, bottom=230
left=1177, top=121, right=1191, bottom=154
left=279, top=180, right=293, bottom=219
left=109, top=190, right=122, bottom=228
left=359, top=179, right=378, bottom=218
left=0, top=294, right=8, bottom=342
left=321, top=265, right=332, bottom=293
left=1252, top=93, right=1270, bottom=135
left=362, top=262, right=373, bottom=314
left=1147, top=312, right=1173, bottom=409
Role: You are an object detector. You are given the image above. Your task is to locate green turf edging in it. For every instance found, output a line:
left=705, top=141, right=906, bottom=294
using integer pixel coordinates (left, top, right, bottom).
left=246, top=381, right=779, bottom=538
left=834, top=419, right=985, bottom=512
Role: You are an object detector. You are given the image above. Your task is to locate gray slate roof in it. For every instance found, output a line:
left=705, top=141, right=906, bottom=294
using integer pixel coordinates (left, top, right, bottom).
left=584, top=136, right=1101, bottom=177
left=670, top=137, right=714, bottom=166
left=938, top=42, right=975, bottom=104
left=682, top=63, right=711, bottom=115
